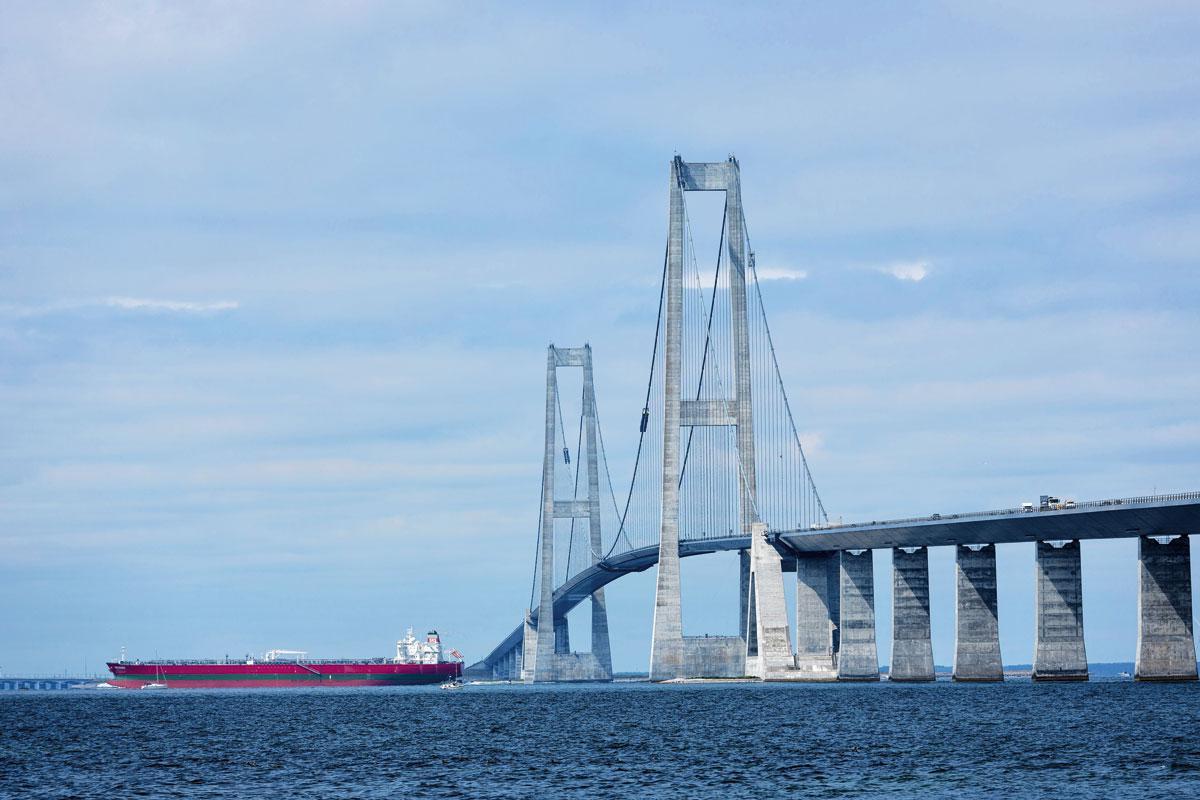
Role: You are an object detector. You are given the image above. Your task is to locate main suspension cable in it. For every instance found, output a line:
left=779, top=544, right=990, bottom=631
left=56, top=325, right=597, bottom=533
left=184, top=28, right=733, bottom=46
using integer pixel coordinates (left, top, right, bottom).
left=605, top=238, right=669, bottom=558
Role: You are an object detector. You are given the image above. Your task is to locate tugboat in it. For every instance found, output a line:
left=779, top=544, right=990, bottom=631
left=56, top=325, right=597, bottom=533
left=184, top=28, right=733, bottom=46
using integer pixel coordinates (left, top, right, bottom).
left=107, top=629, right=463, bottom=689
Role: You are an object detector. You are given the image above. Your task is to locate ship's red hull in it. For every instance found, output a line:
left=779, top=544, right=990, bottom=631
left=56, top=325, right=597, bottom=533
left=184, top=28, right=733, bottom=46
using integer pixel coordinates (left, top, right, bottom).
left=106, top=660, right=462, bottom=689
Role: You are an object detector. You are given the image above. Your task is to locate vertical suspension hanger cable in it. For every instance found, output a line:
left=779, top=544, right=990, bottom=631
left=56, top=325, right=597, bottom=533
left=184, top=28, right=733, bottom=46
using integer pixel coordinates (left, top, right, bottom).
left=740, top=205, right=829, bottom=524
left=690, top=209, right=759, bottom=527
left=593, top=398, right=634, bottom=555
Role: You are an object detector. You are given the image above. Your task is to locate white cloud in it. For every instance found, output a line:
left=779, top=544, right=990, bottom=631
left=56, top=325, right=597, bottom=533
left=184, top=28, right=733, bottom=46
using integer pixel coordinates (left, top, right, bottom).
left=878, top=260, right=931, bottom=282
left=684, top=265, right=807, bottom=292
left=755, top=267, right=808, bottom=281
left=797, top=431, right=825, bottom=458
left=104, top=297, right=239, bottom=313
left=0, top=297, right=239, bottom=317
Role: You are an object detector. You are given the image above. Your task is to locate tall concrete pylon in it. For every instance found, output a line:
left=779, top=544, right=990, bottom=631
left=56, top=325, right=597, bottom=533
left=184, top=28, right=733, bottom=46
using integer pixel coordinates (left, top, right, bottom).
left=524, top=344, right=613, bottom=683
left=649, top=157, right=788, bottom=681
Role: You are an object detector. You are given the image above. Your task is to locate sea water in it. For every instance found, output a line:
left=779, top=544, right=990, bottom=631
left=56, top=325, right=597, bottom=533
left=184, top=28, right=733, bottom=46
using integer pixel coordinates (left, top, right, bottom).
left=2, top=680, right=1199, bottom=798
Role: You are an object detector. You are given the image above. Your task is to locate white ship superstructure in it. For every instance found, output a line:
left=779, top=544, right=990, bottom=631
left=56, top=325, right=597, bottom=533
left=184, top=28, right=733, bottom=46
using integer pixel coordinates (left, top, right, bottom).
left=395, top=628, right=444, bottom=664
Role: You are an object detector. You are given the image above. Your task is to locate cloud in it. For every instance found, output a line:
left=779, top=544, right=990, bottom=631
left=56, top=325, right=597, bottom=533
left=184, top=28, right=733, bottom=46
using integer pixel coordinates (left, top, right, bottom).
left=797, top=431, right=825, bottom=458
left=103, top=297, right=239, bottom=313
left=755, top=267, right=808, bottom=281
left=684, top=264, right=807, bottom=293
left=0, top=297, right=239, bottom=317
left=878, top=260, right=931, bottom=282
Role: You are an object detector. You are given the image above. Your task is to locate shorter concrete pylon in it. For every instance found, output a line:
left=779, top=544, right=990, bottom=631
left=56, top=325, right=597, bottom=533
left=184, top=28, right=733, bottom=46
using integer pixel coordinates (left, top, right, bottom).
left=837, top=549, right=879, bottom=681
left=1033, top=540, right=1088, bottom=681
left=954, top=544, right=1003, bottom=682
left=891, top=547, right=935, bottom=682
left=1135, top=535, right=1198, bottom=681
left=794, top=552, right=839, bottom=680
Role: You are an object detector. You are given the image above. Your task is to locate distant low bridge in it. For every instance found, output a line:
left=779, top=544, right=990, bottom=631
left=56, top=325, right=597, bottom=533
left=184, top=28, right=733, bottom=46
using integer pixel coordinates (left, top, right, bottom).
left=0, top=678, right=96, bottom=691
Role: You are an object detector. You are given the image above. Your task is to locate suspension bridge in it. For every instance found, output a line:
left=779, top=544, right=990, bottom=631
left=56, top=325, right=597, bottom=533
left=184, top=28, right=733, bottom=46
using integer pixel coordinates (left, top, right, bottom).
left=465, top=156, right=1200, bottom=683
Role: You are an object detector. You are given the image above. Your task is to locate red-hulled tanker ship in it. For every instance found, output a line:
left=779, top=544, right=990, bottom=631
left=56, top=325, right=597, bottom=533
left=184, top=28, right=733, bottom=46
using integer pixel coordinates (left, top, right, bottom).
left=107, top=629, right=462, bottom=689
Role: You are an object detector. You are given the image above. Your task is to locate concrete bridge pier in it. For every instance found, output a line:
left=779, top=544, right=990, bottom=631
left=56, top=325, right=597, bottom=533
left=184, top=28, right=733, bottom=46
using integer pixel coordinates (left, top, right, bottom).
left=747, top=522, right=800, bottom=679
left=494, top=646, right=520, bottom=680
left=891, top=547, right=935, bottom=681
left=795, top=552, right=839, bottom=679
left=837, top=549, right=880, bottom=681
left=509, top=648, right=521, bottom=680
left=493, top=650, right=505, bottom=680
left=1033, top=540, right=1088, bottom=681
left=954, top=544, right=1003, bottom=682
left=1135, top=535, right=1198, bottom=681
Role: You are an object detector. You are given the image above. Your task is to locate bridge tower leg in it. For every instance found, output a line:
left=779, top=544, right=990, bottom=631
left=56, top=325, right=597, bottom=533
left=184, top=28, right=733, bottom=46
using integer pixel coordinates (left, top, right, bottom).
left=954, top=544, right=1003, bottom=682
left=531, top=347, right=559, bottom=681
left=530, top=345, right=613, bottom=683
left=650, top=156, right=783, bottom=681
left=648, top=158, right=687, bottom=682
left=837, top=550, right=880, bottom=681
left=1033, top=540, right=1088, bottom=681
left=891, top=546, right=935, bottom=682
left=1135, top=535, right=1197, bottom=681
left=553, top=617, right=570, bottom=654
left=582, top=348, right=613, bottom=676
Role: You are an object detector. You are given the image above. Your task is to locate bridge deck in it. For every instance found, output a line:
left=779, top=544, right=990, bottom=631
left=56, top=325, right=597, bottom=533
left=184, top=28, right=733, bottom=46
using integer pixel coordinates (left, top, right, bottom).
left=773, top=492, right=1200, bottom=552
left=472, top=492, right=1200, bottom=671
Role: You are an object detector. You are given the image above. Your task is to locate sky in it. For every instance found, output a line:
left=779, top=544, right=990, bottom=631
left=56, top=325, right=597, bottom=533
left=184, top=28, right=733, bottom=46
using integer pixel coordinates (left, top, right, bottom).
left=2, top=1, right=1199, bottom=675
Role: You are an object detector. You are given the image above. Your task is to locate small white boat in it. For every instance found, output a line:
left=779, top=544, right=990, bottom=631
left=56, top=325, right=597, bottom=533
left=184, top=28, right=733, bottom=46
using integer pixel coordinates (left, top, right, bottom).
left=141, top=664, right=168, bottom=689
left=94, top=682, right=121, bottom=690
left=439, top=678, right=465, bottom=690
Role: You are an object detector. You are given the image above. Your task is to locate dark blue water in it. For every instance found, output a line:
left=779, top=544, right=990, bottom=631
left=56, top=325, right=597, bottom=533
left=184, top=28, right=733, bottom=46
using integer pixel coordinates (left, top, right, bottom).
left=3, top=680, right=1200, bottom=798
